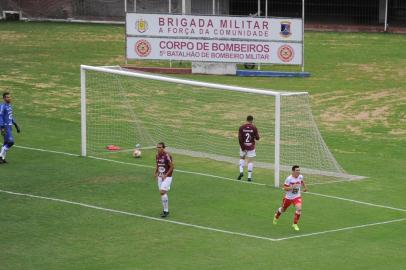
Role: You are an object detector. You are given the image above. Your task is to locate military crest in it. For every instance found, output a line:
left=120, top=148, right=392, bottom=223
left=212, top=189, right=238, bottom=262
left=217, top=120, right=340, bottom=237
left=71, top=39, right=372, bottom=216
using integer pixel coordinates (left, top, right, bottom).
left=280, top=21, right=292, bottom=37
left=136, top=18, right=148, bottom=33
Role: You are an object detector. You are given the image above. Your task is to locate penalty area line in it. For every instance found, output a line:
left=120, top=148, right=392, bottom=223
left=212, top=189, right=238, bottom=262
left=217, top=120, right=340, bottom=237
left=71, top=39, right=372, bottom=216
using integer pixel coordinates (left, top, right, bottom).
left=0, top=189, right=277, bottom=242
left=1, top=189, right=405, bottom=242
left=307, top=192, right=406, bottom=213
left=274, top=218, right=406, bottom=241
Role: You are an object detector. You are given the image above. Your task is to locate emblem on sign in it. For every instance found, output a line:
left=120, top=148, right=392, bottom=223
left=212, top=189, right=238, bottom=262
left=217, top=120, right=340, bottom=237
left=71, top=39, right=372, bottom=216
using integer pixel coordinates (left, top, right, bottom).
left=280, top=21, right=292, bottom=37
left=136, top=19, right=148, bottom=33
left=277, top=45, right=294, bottom=62
left=135, top=39, right=151, bottom=57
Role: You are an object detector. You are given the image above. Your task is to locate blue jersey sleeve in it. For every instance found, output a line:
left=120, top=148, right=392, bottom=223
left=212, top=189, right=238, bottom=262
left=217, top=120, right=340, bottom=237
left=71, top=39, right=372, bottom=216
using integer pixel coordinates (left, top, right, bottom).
left=0, top=104, right=4, bottom=127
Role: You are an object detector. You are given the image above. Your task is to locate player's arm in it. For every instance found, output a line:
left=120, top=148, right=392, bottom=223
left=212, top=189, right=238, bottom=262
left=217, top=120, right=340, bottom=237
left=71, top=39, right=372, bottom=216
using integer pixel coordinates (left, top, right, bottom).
left=0, top=105, right=5, bottom=136
left=283, top=183, right=293, bottom=191
left=12, top=120, right=20, bottom=133
left=238, top=127, right=245, bottom=149
left=301, top=179, right=308, bottom=192
left=153, top=163, right=158, bottom=178
left=165, top=160, right=174, bottom=179
left=254, top=126, right=260, bottom=141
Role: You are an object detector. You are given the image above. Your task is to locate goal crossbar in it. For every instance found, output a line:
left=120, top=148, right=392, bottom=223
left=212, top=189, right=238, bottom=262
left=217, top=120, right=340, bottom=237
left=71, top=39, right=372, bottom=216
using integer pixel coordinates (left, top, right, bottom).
left=81, top=65, right=308, bottom=97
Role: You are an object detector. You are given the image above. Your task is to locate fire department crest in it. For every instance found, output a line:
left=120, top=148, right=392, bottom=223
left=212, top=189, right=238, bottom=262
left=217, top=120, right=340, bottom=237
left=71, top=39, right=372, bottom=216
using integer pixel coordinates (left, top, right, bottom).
left=277, top=45, right=295, bottom=62
left=136, top=18, right=148, bottom=33
left=135, top=39, right=151, bottom=57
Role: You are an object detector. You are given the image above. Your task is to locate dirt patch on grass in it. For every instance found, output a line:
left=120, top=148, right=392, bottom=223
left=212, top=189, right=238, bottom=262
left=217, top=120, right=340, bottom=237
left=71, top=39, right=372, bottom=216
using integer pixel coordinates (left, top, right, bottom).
left=0, top=31, right=27, bottom=42
left=0, top=73, right=35, bottom=83
left=314, top=88, right=406, bottom=138
left=206, top=129, right=236, bottom=138
left=53, top=33, right=122, bottom=42
left=337, top=62, right=406, bottom=82
left=34, top=82, right=60, bottom=89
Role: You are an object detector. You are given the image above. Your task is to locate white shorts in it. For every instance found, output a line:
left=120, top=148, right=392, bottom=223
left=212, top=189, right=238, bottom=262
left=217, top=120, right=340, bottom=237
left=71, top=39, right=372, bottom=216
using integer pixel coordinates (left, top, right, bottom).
left=157, top=176, right=173, bottom=191
left=240, top=149, right=256, bottom=158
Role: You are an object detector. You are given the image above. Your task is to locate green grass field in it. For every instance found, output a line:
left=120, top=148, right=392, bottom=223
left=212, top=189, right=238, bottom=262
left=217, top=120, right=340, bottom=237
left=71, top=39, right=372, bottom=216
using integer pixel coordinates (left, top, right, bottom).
left=0, top=21, right=405, bottom=270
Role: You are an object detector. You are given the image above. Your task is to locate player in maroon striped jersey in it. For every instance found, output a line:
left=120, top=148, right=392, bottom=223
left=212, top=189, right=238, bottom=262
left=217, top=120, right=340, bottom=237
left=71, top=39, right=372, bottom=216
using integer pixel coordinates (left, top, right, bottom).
left=154, top=142, right=174, bottom=218
left=237, top=115, right=260, bottom=182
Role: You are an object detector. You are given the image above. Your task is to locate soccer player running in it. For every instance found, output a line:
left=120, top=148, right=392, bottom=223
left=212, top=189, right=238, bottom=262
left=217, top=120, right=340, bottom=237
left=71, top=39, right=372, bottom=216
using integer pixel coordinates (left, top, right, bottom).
left=273, top=165, right=308, bottom=231
left=0, top=92, right=20, bottom=164
left=237, top=115, right=260, bottom=182
left=154, top=142, right=174, bottom=218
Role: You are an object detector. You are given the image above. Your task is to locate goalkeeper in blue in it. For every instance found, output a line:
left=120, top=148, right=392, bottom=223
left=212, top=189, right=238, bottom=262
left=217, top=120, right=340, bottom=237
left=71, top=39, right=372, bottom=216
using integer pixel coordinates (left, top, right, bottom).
left=0, top=92, right=21, bottom=163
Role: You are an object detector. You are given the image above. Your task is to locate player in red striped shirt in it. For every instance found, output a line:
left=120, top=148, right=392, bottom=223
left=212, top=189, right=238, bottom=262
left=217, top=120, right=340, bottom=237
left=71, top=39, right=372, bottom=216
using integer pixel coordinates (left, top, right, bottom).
left=273, top=165, right=308, bottom=231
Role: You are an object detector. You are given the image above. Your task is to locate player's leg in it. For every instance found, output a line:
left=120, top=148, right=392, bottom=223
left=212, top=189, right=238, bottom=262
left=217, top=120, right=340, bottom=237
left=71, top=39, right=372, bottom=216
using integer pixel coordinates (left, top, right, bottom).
left=160, top=190, right=169, bottom=217
left=237, top=149, right=246, bottom=180
left=246, top=150, right=256, bottom=182
left=159, top=177, right=172, bottom=217
left=0, top=140, right=5, bottom=163
left=273, top=198, right=291, bottom=224
left=0, top=127, right=14, bottom=163
left=247, top=157, right=253, bottom=181
left=292, top=198, right=303, bottom=231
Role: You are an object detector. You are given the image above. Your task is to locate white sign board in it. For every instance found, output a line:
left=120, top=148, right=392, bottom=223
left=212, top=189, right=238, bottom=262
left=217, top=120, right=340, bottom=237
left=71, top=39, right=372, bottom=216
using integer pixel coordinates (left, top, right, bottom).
left=126, top=13, right=303, bottom=42
left=127, top=37, right=302, bottom=65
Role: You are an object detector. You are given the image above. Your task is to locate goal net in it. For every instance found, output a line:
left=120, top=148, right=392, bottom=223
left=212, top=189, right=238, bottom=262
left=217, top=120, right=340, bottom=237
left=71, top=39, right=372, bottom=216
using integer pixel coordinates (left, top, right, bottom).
left=81, top=65, right=363, bottom=186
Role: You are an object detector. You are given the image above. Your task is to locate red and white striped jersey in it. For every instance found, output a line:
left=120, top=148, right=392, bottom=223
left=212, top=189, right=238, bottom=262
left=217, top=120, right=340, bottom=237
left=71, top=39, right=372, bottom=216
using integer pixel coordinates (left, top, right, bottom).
left=284, top=174, right=303, bottom=200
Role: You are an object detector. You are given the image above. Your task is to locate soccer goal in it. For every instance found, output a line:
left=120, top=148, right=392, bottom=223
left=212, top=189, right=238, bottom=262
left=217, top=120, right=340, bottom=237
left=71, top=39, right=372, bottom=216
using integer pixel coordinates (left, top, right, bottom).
left=80, top=65, right=363, bottom=187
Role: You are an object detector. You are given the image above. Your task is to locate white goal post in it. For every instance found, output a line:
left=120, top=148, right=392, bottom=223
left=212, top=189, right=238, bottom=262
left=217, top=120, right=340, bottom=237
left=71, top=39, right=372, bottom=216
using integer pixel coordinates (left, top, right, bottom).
left=80, top=65, right=363, bottom=186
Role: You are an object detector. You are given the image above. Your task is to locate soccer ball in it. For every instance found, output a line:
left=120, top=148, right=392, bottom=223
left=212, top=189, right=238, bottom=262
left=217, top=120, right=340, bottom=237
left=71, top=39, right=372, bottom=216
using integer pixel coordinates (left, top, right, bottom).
left=133, top=149, right=142, bottom=158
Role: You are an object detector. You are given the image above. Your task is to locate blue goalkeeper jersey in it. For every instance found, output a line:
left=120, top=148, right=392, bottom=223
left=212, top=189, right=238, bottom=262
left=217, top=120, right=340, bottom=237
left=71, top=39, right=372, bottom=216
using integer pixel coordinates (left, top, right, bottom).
left=0, top=103, right=16, bottom=127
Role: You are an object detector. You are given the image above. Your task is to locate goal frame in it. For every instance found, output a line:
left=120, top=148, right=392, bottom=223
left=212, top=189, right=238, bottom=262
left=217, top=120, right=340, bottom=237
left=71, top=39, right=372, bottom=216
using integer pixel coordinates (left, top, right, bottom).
left=80, top=65, right=348, bottom=187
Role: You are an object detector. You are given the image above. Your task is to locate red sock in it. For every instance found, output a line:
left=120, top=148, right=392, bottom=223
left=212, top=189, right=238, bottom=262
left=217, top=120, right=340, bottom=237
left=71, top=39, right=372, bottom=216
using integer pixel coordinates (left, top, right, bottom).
left=294, top=213, right=301, bottom=224
left=275, top=209, right=282, bottom=219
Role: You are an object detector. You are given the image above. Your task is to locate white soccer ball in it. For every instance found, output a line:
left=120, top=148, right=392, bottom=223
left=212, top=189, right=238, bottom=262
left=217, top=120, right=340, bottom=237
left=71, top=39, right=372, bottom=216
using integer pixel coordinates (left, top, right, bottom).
left=133, top=149, right=142, bottom=158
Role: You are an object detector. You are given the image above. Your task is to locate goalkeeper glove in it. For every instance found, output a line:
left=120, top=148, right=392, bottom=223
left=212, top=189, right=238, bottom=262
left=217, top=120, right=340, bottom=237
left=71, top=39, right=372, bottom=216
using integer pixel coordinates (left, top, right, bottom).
left=13, top=123, right=20, bottom=133
left=0, top=127, right=5, bottom=136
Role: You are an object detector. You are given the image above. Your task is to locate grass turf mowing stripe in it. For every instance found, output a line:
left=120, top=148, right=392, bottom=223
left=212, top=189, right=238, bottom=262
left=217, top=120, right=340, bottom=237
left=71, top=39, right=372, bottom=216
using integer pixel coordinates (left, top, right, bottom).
left=14, top=145, right=406, bottom=213
left=1, top=189, right=405, bottom=242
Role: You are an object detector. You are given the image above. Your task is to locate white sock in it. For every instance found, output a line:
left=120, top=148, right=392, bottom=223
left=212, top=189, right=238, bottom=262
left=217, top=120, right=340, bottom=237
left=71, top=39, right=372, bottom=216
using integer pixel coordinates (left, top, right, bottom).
left=239, top=159, right=245, bottom=173
left=161, top=193, right=169, bottom=212
left=0, top=145, right=8, bottom=159
left=247, top=162, right=253, bottom=178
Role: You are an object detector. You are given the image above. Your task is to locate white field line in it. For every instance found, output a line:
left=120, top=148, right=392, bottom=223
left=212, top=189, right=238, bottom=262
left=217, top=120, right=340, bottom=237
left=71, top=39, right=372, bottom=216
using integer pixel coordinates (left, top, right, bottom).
left=1, top=189, right=405, bottom=242
left=14, top=145, right=406, bottom=213
left=307, top=192, right=406, bottom=213
left=16, top=145, right=80, bottom=157
left=88, top=155, right=266, bottom=186
left=15, top=145, right=264, bottom=186
left=89, top=155, right=357, bottom=187
left=274, top=218, right=406, bottom=241
left=305, top=179, right=371, bottom=186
